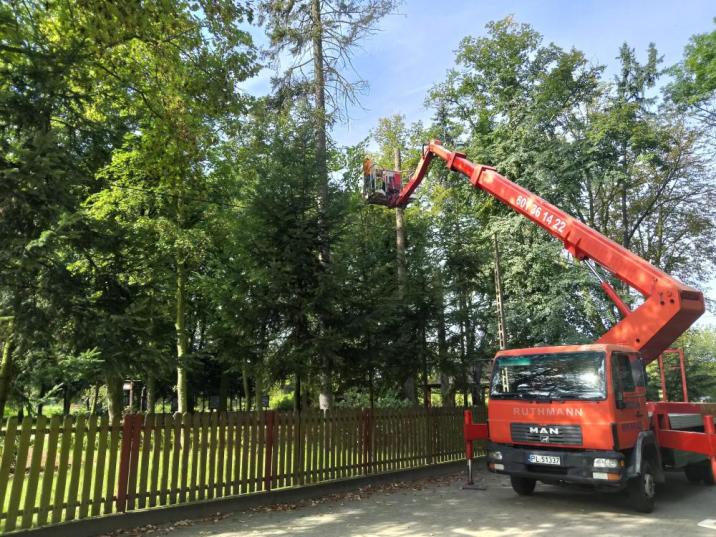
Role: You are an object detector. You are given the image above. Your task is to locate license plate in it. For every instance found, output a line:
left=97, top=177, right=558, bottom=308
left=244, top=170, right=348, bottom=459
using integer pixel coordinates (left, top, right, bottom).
left=528, top=454, right=561, bottom=465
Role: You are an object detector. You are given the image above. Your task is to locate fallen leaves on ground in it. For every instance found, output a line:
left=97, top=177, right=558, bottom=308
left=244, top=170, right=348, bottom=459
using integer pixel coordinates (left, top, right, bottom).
left=247, top=471, right=463, bottom=514
left=102, top=471, right=465, bottom=536
left=101, top=512, right=233, bottom=537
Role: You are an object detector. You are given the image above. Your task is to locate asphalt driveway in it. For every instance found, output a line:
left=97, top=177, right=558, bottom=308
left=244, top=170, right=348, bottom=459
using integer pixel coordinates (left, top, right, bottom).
left=119, top=466, right=716, bottom=537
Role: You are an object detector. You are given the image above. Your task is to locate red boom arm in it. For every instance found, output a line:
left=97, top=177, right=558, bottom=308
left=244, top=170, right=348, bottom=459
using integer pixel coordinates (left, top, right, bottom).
left=389, top=140, right=705, bottom=363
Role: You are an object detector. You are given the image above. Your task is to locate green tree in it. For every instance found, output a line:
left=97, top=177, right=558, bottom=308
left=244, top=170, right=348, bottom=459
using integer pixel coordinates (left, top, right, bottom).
left=422, top=19, right=605, bottom=402
left=646, top=328, right=716, bottom=402
left=260, top=0, right=398, bottom=408
left=79, top=0, right=258, bottom=413
left=0, top=0, right=258, bottom=416
left=668, top=20, right=716, bottom=129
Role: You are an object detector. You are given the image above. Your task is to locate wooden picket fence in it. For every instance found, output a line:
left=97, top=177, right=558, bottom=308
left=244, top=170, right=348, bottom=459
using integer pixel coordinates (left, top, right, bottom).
left=0, top=407, right=474, bottom=534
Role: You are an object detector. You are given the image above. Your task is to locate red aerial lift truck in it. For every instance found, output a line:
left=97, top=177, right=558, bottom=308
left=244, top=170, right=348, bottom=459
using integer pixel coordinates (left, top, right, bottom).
left=364, top=140, right=714, bottom=512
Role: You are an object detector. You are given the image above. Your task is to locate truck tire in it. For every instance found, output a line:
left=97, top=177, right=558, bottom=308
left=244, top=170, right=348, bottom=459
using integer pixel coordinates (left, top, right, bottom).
left=510, top=476, right=536, bottom=496
left=684, top=465, right=702, bottom=484
left=699, top=462, right=715, bottom=486
left=684, top=462, right=715, bottom=485
left=627, top=460, right=656, bottom=513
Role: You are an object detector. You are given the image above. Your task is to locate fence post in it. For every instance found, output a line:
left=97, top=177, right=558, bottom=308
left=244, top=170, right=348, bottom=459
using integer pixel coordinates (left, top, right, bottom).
left=264, top=411, right=276, bottom=491
left=116, top=415, right=134, bottom=513
left=127, top=414, right=143, bottom=510
left=361, top=409, right=372, bottom=475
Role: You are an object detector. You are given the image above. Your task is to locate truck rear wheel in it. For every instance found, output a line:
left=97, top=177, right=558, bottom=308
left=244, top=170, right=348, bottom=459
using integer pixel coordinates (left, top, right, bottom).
left=704, top=464, right=716, bottom=486
left=685, top=462, right=715, bottom=485
left=684, top=465, right=703, bottom=483
left=627, top=460, right=656, bottom=513
left=510, top=476, right=536, bottom=496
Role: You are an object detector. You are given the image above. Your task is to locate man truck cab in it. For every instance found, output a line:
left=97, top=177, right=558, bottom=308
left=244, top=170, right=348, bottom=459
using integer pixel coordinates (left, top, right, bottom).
left=485, top=344, right=664, bottom=511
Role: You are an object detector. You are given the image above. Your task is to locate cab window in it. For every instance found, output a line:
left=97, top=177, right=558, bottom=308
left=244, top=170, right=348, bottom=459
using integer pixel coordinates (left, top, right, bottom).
left=612, top=353, right=635, bottom=392
left=629, top=356, right=646, bottom=388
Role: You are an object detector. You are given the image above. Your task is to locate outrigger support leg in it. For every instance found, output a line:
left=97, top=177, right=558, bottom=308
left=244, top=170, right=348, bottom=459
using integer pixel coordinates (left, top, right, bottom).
left=462, top=409, right=489, bottom=490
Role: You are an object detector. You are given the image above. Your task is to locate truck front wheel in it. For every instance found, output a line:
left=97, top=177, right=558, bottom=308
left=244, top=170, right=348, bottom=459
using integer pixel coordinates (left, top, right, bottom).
left=627, top=460, right=656, bottom=513
left=510, top=476, right=536, bottom=496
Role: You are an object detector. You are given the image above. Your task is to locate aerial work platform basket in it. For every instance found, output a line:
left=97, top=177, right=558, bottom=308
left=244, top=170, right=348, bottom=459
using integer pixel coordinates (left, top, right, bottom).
left=362, top=158, right=402, bottom=205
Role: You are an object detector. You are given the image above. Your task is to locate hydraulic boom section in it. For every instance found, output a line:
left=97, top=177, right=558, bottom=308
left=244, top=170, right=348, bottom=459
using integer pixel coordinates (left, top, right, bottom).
left=366, top=140, right=705, bottom=363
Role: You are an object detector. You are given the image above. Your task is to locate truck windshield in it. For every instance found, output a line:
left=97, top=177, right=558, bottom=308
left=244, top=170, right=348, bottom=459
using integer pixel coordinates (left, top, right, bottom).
left=490, top=351, right=606, bottom=401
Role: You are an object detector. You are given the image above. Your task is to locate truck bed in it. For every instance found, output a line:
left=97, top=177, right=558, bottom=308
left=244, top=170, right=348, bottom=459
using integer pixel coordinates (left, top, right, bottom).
left=647, top=402, right=716, bottom=469
left=666, top=413, right=715, bottom=431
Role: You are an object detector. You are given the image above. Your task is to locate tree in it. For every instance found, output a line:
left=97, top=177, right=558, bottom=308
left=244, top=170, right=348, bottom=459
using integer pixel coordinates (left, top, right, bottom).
left=260, top=0, right=398, bottom=408
left=426, top=19, right=715, bottom=372
left=668, top=20, right=716, bottom=129
left=229, top=101, right=344, bottom=411
left=422, top=19, right=606, bottom=402
left=0, top=0, right=132, bottom=416
left=373, top=114, right=417, bottom=404
left=0, top=0, right=258, bottom=416
left=585, top=45, right=716, bottom=287
left=78, top=0, right=258, bottom=413
left=647, top=328, right=716, bottom=402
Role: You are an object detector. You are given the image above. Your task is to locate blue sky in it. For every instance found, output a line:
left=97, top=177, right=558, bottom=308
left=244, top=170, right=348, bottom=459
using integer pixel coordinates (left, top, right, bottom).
left=244, top=0, right=716, bottom=324
left=245, top=0, right=716, bottom=147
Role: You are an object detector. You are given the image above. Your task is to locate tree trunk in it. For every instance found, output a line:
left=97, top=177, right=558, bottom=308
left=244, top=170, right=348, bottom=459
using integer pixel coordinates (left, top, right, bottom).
left=440, top=373, right=454, bottom=407
left=311, top=0, right=333, bottom=411
left=394, top=148, right=417, bottom=406
left=403, top=376, right=417, bottom=405
left=218, top=371, right=229, bottom=413
left=311, top=0, right=329, bottom=224
left=106, top=374, right=124, bottom=420
left=254, top=372, right=263, bottom=414
left=318, top=376, right=332, bottom=410
left=63, top=386, right=72, bottom=416
left=175, top=258, right=189, bottom=413
left=37, top=383, right=45, bottom=416
left=146, top=374, right=156, bottom=413
left=294, top=373, right=302, bottom=412
left=421, top=324, right=430, bottom=408
left=436, top=278, right=453, bottom=406
left=0, top=318, right=15, bottom=419
left=89, top=384, right=100, bottom=414
left=242, top=362, right=251, bottom=411
left=470, top=365, right=482, bottom=407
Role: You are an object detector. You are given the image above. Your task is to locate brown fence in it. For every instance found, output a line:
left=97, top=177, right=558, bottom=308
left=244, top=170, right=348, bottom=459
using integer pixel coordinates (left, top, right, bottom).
left=0, top=407, right=473, bottom=534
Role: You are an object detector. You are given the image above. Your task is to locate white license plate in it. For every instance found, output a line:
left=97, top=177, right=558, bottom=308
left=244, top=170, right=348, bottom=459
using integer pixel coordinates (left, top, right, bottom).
left=528, top=454, right=561, bottom=465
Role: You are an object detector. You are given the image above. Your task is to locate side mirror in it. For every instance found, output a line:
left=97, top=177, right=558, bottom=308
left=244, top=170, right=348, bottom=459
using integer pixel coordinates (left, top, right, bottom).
left=615, top=390, right=626, bottom=409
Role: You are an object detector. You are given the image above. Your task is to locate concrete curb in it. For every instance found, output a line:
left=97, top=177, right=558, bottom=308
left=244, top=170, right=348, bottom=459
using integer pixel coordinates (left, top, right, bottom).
left=16, top=460, right=468, bottom=537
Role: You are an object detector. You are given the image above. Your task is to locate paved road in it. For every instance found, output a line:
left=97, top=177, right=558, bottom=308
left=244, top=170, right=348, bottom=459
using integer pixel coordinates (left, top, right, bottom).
left=162, top=467, right=716, bottom=537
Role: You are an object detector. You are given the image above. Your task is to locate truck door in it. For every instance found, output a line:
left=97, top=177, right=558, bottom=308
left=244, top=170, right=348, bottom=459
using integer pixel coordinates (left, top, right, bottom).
left=611, top=352, right=647, bottom=449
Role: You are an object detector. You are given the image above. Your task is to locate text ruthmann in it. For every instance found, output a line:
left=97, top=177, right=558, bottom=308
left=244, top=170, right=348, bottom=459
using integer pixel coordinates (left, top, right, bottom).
left=512, top=407, right=585, bottom=417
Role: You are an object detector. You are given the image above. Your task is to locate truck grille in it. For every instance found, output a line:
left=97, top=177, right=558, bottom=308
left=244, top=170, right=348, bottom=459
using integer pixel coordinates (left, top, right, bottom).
left=511, top=423, right=582, bottom=446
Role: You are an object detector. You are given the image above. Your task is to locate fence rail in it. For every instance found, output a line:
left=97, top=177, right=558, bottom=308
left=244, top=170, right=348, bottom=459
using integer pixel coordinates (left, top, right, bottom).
left=0, top=407, right=475, bottom=534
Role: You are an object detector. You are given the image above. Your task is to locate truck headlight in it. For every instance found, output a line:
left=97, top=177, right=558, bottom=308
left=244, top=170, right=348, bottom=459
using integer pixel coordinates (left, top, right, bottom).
left=593, top=458, right=620, bottom=468
left=488, top=450, right=503, bottom=461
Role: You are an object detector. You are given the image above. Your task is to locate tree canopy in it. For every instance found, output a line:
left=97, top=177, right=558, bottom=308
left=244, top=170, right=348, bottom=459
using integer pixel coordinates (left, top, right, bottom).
left=1, top=5, right=715, bottom=417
